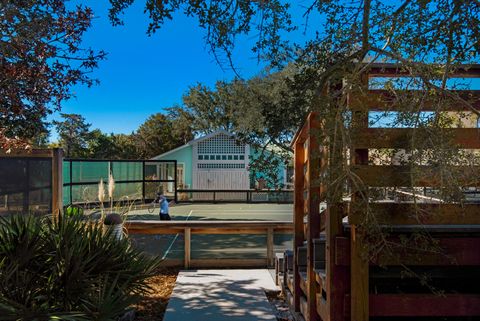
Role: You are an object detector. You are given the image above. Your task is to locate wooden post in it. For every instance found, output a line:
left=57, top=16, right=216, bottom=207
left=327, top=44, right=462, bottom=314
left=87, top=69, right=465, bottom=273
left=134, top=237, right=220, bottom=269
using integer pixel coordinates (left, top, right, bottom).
left=307, top=113, right=321, bottom=321
left=326, top=205, right=349, bottom=321
left=267, top=227, right=274, bottom=267
left=351, top=224, right=368, bottom=320
left=51, top=148, right=63, bottom=218
left=293, top=138, right=306, bottom=311
left=350, top=73, right=370, bottom=321
left=184, top=227, right=191, bottom=269
left=326, top=114, right=348, bottom=321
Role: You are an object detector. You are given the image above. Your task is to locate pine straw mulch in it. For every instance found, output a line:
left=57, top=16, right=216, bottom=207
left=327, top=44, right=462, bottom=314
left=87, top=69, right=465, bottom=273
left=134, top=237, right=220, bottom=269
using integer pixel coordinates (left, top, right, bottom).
left=134, top=267, right=179, bottom=321
left=265, top=290, right=295, bottom=321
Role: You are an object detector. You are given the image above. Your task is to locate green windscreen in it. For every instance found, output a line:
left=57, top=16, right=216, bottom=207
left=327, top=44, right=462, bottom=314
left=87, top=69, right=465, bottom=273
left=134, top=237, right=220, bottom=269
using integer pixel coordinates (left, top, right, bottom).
left=71, top=161, right=109, bottom=183
left=63, top=160, right=176, bottom=205
left=112, top=161, right=142, bottom=181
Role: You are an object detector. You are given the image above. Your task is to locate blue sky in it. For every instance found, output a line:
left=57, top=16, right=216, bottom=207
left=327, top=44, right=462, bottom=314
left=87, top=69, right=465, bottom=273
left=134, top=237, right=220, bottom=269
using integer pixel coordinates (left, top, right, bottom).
left=48, top=1, right=318, bottom=140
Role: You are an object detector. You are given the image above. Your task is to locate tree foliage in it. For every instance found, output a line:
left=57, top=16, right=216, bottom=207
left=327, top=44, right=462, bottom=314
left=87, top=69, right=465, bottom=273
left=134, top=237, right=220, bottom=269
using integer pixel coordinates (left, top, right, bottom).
left=135, top=113, right=194, bottom=158
left=50, top=112, right=193, bottom=159
left=171, top=65, right=312, bottom=153
left=107, top=0, right=480, bottom=265
left=53, top=113, right=91, bottom=158
left=0, top=0, right=105, bottom=141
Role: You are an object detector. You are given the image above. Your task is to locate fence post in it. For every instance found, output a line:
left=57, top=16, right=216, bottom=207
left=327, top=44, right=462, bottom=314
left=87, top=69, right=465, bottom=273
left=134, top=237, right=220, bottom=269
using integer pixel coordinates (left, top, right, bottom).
left=142, top=160, right=146, bottom=202
left=52, top=148, right=63, bottom=217
left=267, top=227, right=274, bottom=267
left=184, top=227, right=191, bottom=269
left=69, top=160, right=73, bottom=205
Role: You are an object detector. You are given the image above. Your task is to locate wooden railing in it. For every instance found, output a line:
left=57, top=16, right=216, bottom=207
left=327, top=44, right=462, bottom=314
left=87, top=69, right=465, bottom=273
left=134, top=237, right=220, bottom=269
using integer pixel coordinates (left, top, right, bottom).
left=176, top=189, right=293, bottom=203
left=125, top=220, right=293, bottom=269
left=290, top=63, right=480, bottom=321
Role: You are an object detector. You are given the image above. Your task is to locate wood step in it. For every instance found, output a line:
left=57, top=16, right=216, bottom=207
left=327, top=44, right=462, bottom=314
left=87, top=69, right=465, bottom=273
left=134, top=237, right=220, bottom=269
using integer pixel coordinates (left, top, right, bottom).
left=315, top=269, right=326, bottom=288
left=297, top=246, right=307, bottom=266
left=299, top=271, right=307, bottom=295
left=284, top=250, right=294, bottom=271
left=287, top=273, right=294, bottom=294
left=299, top=295, right=309, bottom=321
left=316, top=293, right=328, bottom=321
left=275, top=252, right=284, bottom=273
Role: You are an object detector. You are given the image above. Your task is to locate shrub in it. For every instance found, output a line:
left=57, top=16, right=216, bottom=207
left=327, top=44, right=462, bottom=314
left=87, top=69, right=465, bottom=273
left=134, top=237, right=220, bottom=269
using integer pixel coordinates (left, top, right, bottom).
left=0, top=215, right=160, bottom=320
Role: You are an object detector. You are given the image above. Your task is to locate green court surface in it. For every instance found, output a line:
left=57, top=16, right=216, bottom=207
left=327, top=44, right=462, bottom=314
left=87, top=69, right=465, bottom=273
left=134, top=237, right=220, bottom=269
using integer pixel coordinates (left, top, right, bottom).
left=126, top=203, right=293, bottom=221
left=127, top=203, right=293, bottom=261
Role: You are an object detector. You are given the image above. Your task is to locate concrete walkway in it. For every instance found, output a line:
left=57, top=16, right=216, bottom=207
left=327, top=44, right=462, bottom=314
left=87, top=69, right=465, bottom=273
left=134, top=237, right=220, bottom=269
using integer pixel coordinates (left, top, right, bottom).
left=163, top=269, right=278, bottom=321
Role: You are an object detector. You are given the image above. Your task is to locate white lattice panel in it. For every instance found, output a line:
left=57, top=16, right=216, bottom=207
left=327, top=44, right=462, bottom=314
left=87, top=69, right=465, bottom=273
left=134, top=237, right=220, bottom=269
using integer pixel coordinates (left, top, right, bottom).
left=197, top=133, right=245, bottom=154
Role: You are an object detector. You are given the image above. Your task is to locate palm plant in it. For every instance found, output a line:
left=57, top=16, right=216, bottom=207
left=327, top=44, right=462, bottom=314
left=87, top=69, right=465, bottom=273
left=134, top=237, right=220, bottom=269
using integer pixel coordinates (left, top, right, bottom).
left=0, top=215, right=161, bottom=321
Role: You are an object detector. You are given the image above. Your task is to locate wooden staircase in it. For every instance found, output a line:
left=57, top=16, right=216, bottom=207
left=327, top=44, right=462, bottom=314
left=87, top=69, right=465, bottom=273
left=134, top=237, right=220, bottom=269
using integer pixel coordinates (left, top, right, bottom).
left=279, top=63, right=480, bottom=321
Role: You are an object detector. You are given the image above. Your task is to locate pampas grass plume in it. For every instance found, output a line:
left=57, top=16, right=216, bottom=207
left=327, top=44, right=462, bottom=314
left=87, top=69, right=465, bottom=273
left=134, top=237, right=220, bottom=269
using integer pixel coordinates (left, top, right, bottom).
left=98, top=179, right=105, bottom=203
left=108, top=173, right=115, bottom=200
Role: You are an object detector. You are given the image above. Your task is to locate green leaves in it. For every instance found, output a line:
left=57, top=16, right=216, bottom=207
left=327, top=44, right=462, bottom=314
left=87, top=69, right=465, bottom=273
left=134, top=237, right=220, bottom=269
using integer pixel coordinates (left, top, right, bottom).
left=0, top=1, right=105, bottom=141
left=0, top=215, right=160, bottom=321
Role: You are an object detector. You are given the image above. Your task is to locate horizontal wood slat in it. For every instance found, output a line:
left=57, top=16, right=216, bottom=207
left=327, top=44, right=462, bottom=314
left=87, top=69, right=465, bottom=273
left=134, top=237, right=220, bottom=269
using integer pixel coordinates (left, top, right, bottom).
left=351, top=165, right=480, bottom=187
left=126, top=221, right=293, bottom=235
left=349, top=203, right=480, bottom=225
left=366, top=64, right=480, bottom=78
left=370, top=294, right=480, bottom=317
left=349, top=90, right=480, bottom=111
left=353, top=128, right=480, bottom=149
left=335, top=236, right=480, bottom=266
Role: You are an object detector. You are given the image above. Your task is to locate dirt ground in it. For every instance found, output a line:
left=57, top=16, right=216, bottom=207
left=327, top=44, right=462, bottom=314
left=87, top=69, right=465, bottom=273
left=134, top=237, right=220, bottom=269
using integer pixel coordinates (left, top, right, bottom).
left=134, top=268, right=179, bottom=321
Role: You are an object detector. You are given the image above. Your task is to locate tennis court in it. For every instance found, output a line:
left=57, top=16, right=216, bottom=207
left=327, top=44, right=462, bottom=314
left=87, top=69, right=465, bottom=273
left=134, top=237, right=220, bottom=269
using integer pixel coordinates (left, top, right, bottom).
left=127, top=203, right=293, bottom=262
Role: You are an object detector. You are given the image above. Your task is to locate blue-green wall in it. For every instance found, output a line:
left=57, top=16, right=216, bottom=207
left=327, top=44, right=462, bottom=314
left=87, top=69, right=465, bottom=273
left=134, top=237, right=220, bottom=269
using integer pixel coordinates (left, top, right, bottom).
left=154, top=146, right=193, bottom=188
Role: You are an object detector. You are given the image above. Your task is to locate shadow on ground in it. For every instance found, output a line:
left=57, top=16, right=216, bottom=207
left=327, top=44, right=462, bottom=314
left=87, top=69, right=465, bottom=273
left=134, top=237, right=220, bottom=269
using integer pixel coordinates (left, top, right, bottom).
left=164, top=270, right=277, bottom=321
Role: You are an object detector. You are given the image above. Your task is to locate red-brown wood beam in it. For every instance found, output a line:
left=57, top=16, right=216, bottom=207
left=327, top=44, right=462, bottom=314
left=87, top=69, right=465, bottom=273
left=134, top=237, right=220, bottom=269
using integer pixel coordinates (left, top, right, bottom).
left=294, top=139, right=306, bottom=311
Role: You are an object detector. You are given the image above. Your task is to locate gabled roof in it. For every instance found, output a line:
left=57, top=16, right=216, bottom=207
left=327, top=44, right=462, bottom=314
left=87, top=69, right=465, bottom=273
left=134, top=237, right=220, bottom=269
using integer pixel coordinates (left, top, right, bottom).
left=152, top=130, right=240, bottom=160
left=151, top=143, right=191, bottom=159
left=187, top=130, right=235, bottom=145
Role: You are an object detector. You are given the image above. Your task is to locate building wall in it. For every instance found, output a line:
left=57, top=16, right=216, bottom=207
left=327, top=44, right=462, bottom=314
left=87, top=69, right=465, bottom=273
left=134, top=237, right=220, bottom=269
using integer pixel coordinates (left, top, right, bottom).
left=154, top=146, right=193, bottom=188
left=153, top=132, right=290, bottom=190
left=192, top=133, right=250, bottom=189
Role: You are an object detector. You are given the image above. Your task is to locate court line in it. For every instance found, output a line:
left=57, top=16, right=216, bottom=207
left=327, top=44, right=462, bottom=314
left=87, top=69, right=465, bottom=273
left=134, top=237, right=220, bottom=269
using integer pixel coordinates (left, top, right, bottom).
left=161, top=209, right=193, bottom=260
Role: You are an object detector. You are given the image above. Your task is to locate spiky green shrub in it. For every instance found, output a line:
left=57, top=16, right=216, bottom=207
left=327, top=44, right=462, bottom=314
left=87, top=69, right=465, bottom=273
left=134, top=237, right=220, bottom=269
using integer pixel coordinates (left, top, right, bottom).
left=0, top=215, right=160, bottom=321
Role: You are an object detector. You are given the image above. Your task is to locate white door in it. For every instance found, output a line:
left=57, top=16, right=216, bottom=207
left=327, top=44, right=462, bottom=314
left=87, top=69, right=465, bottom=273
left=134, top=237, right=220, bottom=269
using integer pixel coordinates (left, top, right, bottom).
left=195, top=170, right=249, bottom=189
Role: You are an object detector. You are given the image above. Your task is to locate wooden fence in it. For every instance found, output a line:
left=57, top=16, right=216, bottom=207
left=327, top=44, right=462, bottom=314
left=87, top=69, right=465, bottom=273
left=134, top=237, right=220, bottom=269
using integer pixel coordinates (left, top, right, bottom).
left=125, top=220, right=293, bottom=269
left=0, top=148, right=63, bottom=217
